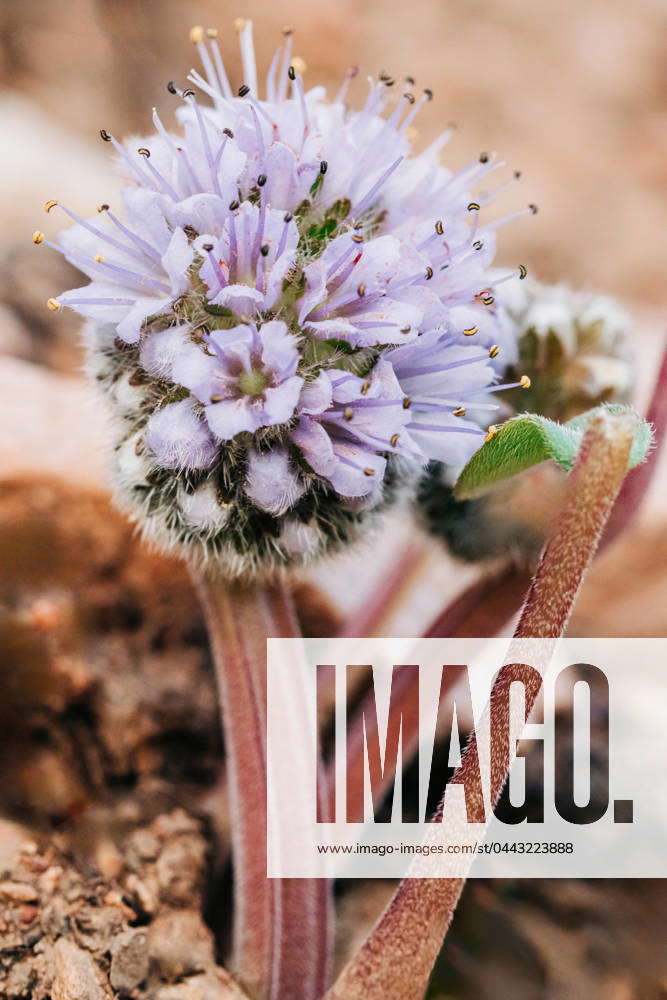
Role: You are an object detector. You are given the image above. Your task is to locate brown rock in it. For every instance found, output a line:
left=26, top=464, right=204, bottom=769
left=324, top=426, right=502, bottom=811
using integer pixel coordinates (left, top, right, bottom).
left=109, top=928, right=149, bottom=993
left=148, top=910, right=215, bottom=979
left=50, top=938, right=112, bottom=1000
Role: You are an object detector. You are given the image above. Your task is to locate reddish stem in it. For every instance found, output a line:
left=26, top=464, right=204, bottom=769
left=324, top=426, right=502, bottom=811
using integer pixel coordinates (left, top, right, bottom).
left=194, top=572, right=332, bottom=1000
left=337, top=540, right=428, bottom=638
left=602, top=338, right=667, bottom=547
left=331, top=563, right=530, bottom=823
left=325, top=412, right=636, bottom=1000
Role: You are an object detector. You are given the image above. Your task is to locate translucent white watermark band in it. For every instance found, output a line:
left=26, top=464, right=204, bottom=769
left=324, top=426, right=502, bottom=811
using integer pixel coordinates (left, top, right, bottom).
left=267, top=638, right=667, bottom=878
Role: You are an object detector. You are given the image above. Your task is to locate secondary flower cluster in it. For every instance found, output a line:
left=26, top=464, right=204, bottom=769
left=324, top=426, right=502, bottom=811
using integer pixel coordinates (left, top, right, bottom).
left=36, top=20, right=532, bottom=573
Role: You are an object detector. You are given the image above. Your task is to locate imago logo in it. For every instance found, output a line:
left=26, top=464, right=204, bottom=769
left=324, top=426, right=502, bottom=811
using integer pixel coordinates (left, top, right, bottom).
left=267, top=638, right=666, bottom=879
left=317, top=660, right=631, bottom=828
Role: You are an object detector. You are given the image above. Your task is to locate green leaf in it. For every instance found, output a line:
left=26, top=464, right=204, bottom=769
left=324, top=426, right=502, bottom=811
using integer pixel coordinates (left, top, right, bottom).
left=453, top=404, right=653, bottom=500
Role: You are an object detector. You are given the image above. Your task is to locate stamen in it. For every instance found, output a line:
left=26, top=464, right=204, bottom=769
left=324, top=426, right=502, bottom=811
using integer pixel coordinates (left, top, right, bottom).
left=335, top=65, right=358, bottom=105
left=47, top=298, right=61, bottom=311
left=276, top=29, right=294, bottom=103
left=49, top=202, right=158, bottom=267
left=354, top=156, right=404, bottom=214
left=208, top=35, right=234, bottom=100
left=489, top=345, right=500, bottom=359
left=152, top=108, right=200, bottom=195
left=275, top=213, right=293, bottom=260
left=202, top=243, right=227, bottom=290
left=408, top=421, right=484, bottom=436
left=237, top=18, right=258, bottom=96
left=185, top=94, right=221, bottom=196
left=102, top=131, right=154, bottom=189
left=484, top=205, right=538, bottom=232
left=136, top=147, right=180, bottom=201
left=190, top=26, right=222, bottom=104
left=485, top=425, right=498, bottom=442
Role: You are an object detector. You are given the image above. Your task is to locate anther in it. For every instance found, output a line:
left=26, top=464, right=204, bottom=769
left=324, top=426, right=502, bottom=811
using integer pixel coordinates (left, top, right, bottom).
left=400, top=326, right=411, bottom=334
left=390, top=433, right=400, bottom=447
left=182, top=89, right=195, bottom=98
left=260, top=244, right=270, bottom=257
left=167, top=81, right=178, bottom=95
left=47, top=298, right=61, bottom=312
left=453, top=406, right=466, bottom=417
left=97, top=203, right=110, bottom=213
left=479, top=151, right=489, bottom=163
left=514, top=169, right=522, bottom=179
left=202, top=243, right=214, bottom=251
left=473, top=240, right=483, bottom=250
left=238, top=84, right=250, bottom=97
left=360, top=381, right=370, bottom=396
left=223, top=127, right=234, bottom=138
left=363, top=467, right=375, bottom=476
left=425, top=266, right=434, bottom=279
left=210, top=394, right=224, bottom=403
left=292, top=56, right=307, bottom=74
left=482, top=294, right=495, bottom=305
left=435, top=220, right=444, bottom=235
left=351, top=234, right=364, bottom=244
left=463, top=326, right=478, bottom=336
left=343, top=407, right=354, bottom=421
left=402, top=397, right=411, bottom=409
left=282, top=25, right=294, bottom=36
left=405, top=75, right=416, bottom=85
left=485, top=424, right=498, bottom=442
left=257, top=173, right=267, bottom=187
left=489, top=344, right=500, bottom=359
left=137, top=147, right=150, bottom=157
left=520, top=374, right=531, bottom=388
left=423, top=87, right=433, bottom=100
left=529, top=203, right=539, bottom=214
left=99, top=129, right=112, bottom=142
left=283, top=212, right=293, bottom=222
left=403, top=92, right=416, bottom=105
left=320, top=160, right=328, bottom=174
left=94, top=254, right=105, bottom=262
left=518, top=263, right=528, bottom=279
left=32, top=231, right=45, bottom=244
left=468, top=201, right=481, bottom=212
left=206, top=27, right=218, bottom=38
left=288, top=66, right=296, bottom=81
left=44, top=200, right=58, bottom=213
left=234, top=18, right=246, bottom=31
left=229, top=199, right=240, bottom=210
left=189, top=25, right=205, bottom=43
left=357, top=283, right=366, bottom=297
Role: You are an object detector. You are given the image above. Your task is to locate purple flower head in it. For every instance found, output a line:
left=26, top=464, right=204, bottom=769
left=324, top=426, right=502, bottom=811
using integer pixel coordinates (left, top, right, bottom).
left=37, top=21, right=534, bottom=574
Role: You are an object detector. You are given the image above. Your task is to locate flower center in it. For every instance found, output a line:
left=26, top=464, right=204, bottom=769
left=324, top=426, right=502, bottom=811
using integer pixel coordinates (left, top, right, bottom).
left=238, top=367, right=268, bottom=397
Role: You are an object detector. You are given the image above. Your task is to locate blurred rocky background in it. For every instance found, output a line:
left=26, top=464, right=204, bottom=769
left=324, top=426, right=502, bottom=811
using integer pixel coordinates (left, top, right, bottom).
left=1, top=1, right=667, bottom=997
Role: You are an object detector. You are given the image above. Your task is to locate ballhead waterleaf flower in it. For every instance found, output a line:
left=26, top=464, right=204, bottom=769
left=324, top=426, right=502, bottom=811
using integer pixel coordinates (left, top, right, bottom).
left=37, top=20, right=534, bottom=574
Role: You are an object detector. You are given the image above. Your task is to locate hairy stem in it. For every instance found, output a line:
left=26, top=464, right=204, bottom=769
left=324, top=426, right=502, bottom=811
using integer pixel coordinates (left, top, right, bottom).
left=324, top=411, right=636, bottom=1000
left=193, top=571, right=332, bottom=1000
left=602, top=338, right=667, bottom=546
left=330, top=563, right=530, bottom=823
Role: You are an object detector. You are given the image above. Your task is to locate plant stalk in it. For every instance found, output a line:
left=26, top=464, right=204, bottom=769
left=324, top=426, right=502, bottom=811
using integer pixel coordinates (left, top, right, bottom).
left=324, top=411, right=636, bottom=1000
left=194, top=571, right=332, bottom=1000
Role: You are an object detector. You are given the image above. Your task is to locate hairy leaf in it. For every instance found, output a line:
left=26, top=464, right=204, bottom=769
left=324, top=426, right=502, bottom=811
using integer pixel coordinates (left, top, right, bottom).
left=454, top=404, right=652, bottom=500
